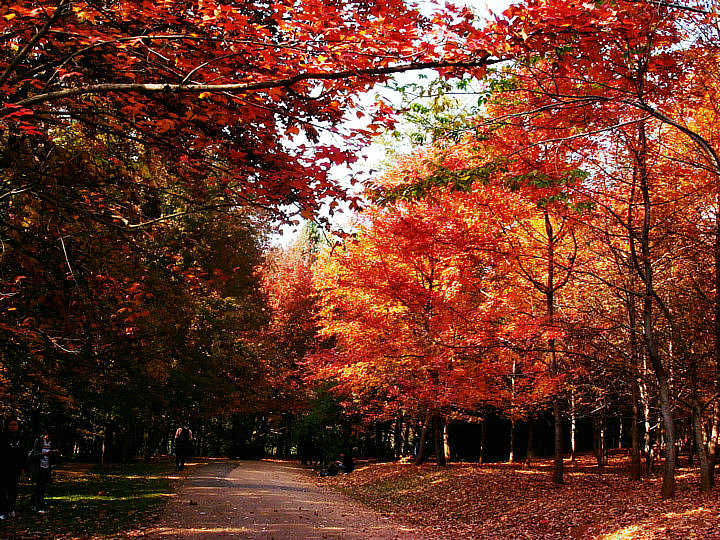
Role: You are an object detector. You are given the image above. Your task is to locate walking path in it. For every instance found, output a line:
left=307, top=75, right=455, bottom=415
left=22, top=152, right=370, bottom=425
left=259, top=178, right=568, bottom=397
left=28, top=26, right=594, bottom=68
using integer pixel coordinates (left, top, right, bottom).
left=140, top=460, right=427, bottom=539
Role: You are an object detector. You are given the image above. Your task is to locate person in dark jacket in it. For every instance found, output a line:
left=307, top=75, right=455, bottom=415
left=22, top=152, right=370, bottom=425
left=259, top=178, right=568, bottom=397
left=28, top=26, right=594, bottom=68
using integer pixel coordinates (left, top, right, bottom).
left=0, top=418, right=24, bottom=519
left=174, top=424, right=193, bottom=471
left=29, top=426, right=58, bottom=513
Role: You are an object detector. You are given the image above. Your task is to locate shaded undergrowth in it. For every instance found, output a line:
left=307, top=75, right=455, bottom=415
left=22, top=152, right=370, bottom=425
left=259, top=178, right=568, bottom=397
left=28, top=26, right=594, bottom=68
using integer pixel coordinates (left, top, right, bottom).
left=0, top=457, right=182, bottom=539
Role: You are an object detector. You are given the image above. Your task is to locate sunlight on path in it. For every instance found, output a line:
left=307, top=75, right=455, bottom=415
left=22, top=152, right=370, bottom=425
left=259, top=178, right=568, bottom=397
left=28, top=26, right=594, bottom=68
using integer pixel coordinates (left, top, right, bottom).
left=139, top=460, right=424, bottom=539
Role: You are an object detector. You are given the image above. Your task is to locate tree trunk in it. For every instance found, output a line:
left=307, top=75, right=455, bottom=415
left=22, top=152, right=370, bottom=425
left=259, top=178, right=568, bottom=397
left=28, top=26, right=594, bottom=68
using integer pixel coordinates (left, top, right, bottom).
left=632, top=123, right=676, bottom=497
left=414, top=415, right=431, bottom=466
left=570, top=391, right=576, bottom=462
left=526, top=422, right=534, bottom=467
left=711, top=191, right=720, bottom=486
left=443, top=421, right=451, bottom=463
left=478, top=419, right=485, bottom=464
left=553, top=397, right=564, bottom=483
left=434, top=414, right=447, bottom=466
left=508, top=418, right=515, bottom=464
left=629, top=297, right=642, bottom=480
left=394, top=414, right=403, bottom=460
left=691, top=358, right=712, bottom=492
left=545, top=212, right=564, bottom=485
left=593, top=412, right=606, bottom=469
left=402, top=423, right=411, bottom=457
left=693, top=407, right=712, bottom=491
left=657, top=380, right=677, bottom=498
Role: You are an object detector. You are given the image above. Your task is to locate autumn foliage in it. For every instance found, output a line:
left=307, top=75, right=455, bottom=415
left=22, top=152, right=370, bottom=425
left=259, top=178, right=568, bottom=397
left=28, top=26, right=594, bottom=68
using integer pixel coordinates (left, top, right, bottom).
left=2, top=0, right=720, bottom=513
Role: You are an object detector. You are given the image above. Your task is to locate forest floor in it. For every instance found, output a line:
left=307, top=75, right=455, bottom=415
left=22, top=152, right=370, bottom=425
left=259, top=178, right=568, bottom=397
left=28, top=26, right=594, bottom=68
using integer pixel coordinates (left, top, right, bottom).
left=318, top=452, right=720, bottom=539
left=4, top=454, right=719, bottom=538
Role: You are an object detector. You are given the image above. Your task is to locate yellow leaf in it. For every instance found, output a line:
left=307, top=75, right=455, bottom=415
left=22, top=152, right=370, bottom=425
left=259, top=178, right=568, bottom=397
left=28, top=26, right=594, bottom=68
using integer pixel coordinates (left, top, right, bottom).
left=4, top=13, right=16, bottom=20
left=199, top=92, right=212, bottom=99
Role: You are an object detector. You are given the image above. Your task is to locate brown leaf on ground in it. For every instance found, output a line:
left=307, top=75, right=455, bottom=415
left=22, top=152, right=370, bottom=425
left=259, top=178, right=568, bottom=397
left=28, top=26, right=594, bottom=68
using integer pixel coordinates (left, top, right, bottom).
left=318, top=454, right=720, bottom=539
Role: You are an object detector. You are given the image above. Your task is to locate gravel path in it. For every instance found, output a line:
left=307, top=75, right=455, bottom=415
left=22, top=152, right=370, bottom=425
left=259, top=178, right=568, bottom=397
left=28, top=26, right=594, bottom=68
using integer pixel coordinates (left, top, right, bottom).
left=140, top=459, right=426, bottom=539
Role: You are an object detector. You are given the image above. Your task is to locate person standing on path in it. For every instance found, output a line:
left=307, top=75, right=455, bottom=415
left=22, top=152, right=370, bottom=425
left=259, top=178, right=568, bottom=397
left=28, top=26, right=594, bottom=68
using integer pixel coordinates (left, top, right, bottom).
left=29, top=426, right=58, bottom=513
left=0, top=418, right=24, bottom=519
left=174, top=424, right=193, bottom=471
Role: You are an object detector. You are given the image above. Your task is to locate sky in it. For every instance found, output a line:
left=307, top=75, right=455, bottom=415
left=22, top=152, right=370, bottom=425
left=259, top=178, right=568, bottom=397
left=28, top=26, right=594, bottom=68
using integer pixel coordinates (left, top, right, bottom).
left=271, top=0, right=513, bottom=247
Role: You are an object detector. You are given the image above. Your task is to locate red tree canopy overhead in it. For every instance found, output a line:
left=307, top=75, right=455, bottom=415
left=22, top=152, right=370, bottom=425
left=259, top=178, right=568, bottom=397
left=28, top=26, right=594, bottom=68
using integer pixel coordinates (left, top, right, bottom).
left=0, top=0, right=494, bottom=222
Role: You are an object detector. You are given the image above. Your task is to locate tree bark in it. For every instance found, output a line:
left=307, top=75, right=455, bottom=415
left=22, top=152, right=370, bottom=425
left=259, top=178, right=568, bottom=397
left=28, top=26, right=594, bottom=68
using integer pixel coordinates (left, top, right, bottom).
left=631, top=122, right=676, bottom=498
left=691, top=358, right=712, bottom=491
left=628, top=292, right=642, bottom=480
left=526, top=422, right=534, bottom=467
left=478, top=418, right=486, bottom=464
left=570, top=391, right=577, bottom=462
left=508, top=418, right=515, bottom=463
left=545, top=212, right=564, bottom=485
left=434, top=414, right=447, bottom=466
left=414, top=415, right=431, bottom=466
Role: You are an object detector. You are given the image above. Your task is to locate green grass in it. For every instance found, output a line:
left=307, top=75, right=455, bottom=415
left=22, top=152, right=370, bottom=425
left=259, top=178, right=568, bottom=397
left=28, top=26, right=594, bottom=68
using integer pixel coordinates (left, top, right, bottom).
left=0, top=457, right=179, bottom=539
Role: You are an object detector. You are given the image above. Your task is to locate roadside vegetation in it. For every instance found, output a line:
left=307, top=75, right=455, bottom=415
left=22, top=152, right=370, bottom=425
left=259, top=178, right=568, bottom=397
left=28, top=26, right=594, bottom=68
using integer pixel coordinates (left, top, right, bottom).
left=0, top=458, right=180, bottom=539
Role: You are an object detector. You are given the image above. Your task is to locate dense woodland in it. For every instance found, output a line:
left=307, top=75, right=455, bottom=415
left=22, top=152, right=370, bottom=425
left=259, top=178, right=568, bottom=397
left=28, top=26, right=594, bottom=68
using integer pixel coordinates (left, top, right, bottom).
left=1, top=0, right=720, bottom=501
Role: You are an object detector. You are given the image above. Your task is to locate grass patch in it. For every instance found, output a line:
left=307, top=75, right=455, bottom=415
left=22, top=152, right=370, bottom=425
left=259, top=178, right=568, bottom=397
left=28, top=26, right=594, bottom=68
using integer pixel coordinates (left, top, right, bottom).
left=0, top=457, right=180, bottom=539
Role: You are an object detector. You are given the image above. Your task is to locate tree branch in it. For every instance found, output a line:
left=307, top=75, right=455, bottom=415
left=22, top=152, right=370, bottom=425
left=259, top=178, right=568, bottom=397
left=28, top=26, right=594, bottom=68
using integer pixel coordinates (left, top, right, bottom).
left=0, top=0, right=70, bottom=88
left=4, top=58, right=499, bottom=113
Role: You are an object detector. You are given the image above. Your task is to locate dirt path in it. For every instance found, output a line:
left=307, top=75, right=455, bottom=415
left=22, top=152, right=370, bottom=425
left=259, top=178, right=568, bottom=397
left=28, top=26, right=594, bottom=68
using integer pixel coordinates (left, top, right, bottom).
left=139, top=459, right=429, bottom=539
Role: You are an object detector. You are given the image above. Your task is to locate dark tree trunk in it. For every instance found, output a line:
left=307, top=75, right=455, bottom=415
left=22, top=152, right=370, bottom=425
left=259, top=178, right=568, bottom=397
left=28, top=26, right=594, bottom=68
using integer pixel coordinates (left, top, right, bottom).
left=478, top=418, right=485, bottom=464
left=526, top=422, right=534, bottom=467
left=628, top=295, right=642, bottom=480
left=509, top=418, right=515, bottom=463
left=394, top=414, right=403, bottom=460
left=570, top=392, right=576, bottom=462
left=691, top=359, right=712, bottom=492
left=631, top=123, right=676, bottom=498
left=414, top=415, right=431, bottom=466
left=433, top=414, right=446, bottom=466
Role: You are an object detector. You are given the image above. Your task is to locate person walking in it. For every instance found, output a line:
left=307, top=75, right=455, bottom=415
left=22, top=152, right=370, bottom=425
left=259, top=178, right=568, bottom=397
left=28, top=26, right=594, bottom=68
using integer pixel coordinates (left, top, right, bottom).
left=0, top=418, right=24, bottom=519
left=174, top=424, right=193, bottom=471
left=29, top=426, right=58, bottom=513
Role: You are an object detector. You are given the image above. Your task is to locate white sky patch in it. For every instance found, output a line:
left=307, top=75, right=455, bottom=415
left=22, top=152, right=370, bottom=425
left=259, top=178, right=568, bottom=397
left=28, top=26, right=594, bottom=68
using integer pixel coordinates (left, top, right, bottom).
left=271, top=0, right=512, bottom=247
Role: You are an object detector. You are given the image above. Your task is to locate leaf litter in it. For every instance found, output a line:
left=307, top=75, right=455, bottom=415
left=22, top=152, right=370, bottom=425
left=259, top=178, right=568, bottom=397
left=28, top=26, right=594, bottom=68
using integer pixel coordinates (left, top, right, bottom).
left=318, top=454, right=720, bottom=539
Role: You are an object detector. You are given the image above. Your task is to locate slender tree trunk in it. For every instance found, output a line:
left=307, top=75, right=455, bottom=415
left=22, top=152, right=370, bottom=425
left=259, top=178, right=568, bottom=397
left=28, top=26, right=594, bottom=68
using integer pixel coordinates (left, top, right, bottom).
left=545, top=212, right=564, bottom=485
left=657, top=379, right=677, bottom=498
left=394, top=414, right=403, bottom=460
left=692, top=408, right=712, bottom=491
left=100, top=432, right=107, bottom=466
left=710, top=195, right=720, bottom=486
left=402, top=423, right=411, bottom=457
left=526, top=422, right=534, bottom=467
left=688, top=420, right=696, bottom=466
left=593, top=411, right=606, bottom=469
left=434, top=414, right=447, bottom=466
left=631, top=123, right=676, bottom=497
left=414, top=415, right=431, bottom=466
left=552, top=396, right=564, bottom=483
left=640, top=375, right=653, bottom=473
left=508, top=418, right=515, bottom=463
left=691, top=359, right=713, bottom=491
left=570, top=391, right=577, bottom=462
left=443, top=421, right=451, bottom=463
left=478, top=418, right=486, bottom=464
left=706, top=410, right=716, bottom=467
left=629, top=293, right=642, bottom=480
